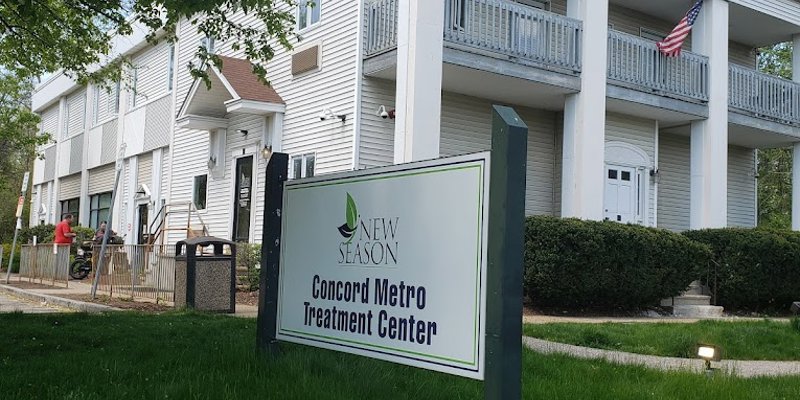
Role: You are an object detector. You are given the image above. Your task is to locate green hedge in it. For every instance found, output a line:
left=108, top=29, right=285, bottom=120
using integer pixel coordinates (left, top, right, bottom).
left=1, top=243, right=21, bottom=273
left=683, top=228, right=800, bottom=311
left=524, top=216, right=711, bottom=309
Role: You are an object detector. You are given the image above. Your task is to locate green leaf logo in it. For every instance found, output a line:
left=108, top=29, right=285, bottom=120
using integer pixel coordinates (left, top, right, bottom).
left=337, top=193, right=358, bottom=241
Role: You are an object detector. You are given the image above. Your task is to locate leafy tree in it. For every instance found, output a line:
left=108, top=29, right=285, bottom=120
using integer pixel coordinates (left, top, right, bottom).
left=756, top=43, right=793, bottom=229
left=0, top=1, right=300, bottom=86
left=0, top=73, right=48, bottom=243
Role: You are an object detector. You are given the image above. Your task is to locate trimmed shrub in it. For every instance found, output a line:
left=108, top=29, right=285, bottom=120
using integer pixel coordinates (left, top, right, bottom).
left=683, top=228, right=800, bottom=312
left=236, top=243, right=261, bottom=291
left=524, top=216, right=711, bottom=309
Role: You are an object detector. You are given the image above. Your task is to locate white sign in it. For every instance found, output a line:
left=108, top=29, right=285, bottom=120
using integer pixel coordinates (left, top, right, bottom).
left=276, top=153, right=490, bottom=379
left=21, top=172, right=29, bottom=194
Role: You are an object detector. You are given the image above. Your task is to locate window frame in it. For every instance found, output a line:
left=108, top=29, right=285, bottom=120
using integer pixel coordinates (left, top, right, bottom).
left=193, top=174, right=208, bottom=211
left=89, top=192, right=113, bottom=230
left=297, top=0, right=322, bottom=31
left=60, top=198, right=80, bottom=223
left=290, top=153, right=316, bottom=180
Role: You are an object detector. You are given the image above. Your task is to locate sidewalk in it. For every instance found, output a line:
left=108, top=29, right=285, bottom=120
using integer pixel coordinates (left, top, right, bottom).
left=0, top=274, right=259, bottom=316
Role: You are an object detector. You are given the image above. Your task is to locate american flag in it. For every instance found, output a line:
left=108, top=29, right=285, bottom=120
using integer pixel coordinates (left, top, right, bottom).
left=657, top=0, right=704, bottom=57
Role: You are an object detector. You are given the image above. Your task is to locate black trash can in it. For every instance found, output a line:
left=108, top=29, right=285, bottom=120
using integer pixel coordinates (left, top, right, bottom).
left=174, top=236, right=236, bottom=313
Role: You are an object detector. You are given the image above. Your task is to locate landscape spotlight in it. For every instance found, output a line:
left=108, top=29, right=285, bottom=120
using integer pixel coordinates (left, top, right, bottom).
left=697, top=344, right=721, bottom=372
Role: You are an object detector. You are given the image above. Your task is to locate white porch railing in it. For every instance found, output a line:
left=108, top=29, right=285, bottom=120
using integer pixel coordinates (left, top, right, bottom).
left=607, top=30, right=709, bottom=102
left=364, top=0, right=399, bottom=57
left=729, top=64, right=800, bottom=125
left=443, top=0, right=582, bottom=72
left=364, top=0, right=583, bottom=73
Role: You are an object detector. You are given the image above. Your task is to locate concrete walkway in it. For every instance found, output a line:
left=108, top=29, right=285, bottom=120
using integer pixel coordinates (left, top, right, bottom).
left=523, top=336, right=800, bottom=378
left=0, top=291, right=67, bottom=313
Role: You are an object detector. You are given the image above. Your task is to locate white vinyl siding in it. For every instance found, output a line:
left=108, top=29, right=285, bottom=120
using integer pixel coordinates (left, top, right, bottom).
left=358, top=77, right=396, bottom=169
left=728, top=0, right=800, bottom=26
left=130, top=43, right=171, bottom=109
left=137, top=152, right=154, bottom=187
left=65, top=90, right=87, bottom=137
left=88, top=164, right=116, bottom=194
left=605, top=113, right=656, bottom=226
left=728, top=146, right=757, bottom=227
left=438, top=92, right=557, bottom=216
left=58, top=174, right=81, bottom=200
left=40, top=105, right=60, bottom=138
left=657, top=133, right=691, bottom=232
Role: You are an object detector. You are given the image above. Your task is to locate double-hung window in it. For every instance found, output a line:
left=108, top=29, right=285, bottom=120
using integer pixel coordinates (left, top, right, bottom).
left=89, top=192, right=112, bottom=230
left=298, top=1, right=322, bottom=31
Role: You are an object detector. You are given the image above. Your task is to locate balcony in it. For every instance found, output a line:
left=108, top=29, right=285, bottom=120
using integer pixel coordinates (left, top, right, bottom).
left=607, top=30, right=709, bottom=103
left=729, top=65, right=800, bottom=126
left=364, top=0, right=582, bottom=75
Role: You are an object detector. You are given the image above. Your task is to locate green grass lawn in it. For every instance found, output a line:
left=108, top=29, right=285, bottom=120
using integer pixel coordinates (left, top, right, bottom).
left=524, top=319, right=800, bottom=360
left=1, top=312, right=799, bottom=399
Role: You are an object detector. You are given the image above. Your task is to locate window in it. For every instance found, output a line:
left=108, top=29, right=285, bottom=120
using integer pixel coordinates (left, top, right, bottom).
left=201, top=36, right=215, bottom=54
left=89, top=192, right=112, bottom=230
left=129, top=67, right=139, bottom=109
left=290, top=153, right=316, bottom=179
left=193, top=175, right=208, bottom=210
left=167, top=45, right=175, bottom=91
left=298, top=0, right=321, bottom=30
left=111, top=80, right=121, bottom=115
left=60, top=198, right=80, bottom=223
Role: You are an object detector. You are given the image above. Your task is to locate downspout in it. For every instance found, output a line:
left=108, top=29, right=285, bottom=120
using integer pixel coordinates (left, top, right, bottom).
left=653, top=120, right=659, bottom=228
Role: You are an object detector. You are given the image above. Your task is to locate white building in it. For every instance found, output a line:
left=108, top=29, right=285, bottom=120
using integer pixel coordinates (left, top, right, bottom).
left=30, top=0, right=800, bottom=245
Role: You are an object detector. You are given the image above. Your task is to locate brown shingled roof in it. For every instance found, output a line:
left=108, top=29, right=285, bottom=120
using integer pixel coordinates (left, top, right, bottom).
left=216, top=55, right=284, bottom=104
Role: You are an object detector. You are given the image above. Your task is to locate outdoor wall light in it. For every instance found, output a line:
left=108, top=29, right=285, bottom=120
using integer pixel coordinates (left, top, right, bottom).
left=697, top=344, right=722, bottom=372
left=207, top=155, right=217, bottom=169
left=319, top=108, right=346, bottom=122
left=261, top=144, right=273, bottom=161
left=376, top=105, right=396, bottom=119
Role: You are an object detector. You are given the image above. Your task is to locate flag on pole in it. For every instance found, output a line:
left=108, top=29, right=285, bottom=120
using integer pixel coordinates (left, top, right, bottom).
left=657, top=0, right=704, bottom=57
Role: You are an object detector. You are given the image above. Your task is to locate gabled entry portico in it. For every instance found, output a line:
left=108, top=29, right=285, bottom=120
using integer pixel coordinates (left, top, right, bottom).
left=175, top=56, right=285, bottom=242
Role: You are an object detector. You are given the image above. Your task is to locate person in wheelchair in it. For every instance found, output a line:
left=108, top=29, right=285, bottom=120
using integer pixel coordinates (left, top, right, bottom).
left=94, top=221, right=120, bottom=244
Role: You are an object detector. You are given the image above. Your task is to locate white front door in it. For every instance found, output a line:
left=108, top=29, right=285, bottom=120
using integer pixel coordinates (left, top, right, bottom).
left=604, top=165, right=637, bottom=223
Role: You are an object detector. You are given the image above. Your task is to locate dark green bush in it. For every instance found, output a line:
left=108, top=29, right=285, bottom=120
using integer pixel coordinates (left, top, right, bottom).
left=19, top=224, right=55, bottom=244
left=683, top=228, right=800, bottom=312
left=524, top=216, right=711, bottom=309
left=1, top=243, right=21, bottom=273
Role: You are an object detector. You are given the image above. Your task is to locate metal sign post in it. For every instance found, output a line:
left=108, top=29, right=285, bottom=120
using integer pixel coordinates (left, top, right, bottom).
left=5, top=172, right=29, bottom=283
left=91, top=145, right=125, bottom=298
left=256, top=152, right=289, bottom=355
left=484, top=106, right=527, bottom=400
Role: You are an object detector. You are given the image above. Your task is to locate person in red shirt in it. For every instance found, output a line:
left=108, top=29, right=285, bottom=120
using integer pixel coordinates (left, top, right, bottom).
left=54, top=214, right=77, bottom=244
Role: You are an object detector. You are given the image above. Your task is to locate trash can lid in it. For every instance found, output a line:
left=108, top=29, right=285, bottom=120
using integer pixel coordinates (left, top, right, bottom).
left=176, top=236, right=236, bottom=247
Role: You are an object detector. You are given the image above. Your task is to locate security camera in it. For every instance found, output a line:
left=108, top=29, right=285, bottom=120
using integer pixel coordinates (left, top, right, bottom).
left=377, top=105, right=389, bottom=119
left=319, top=109, right=330, bottom=121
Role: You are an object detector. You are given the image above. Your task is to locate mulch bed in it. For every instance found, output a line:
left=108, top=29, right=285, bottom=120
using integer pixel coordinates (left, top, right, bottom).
left=60, top=294, right=174, bottom=312
left=236, top=289, right=259, bottom=306
left=4, top=280, right=67, bottom=290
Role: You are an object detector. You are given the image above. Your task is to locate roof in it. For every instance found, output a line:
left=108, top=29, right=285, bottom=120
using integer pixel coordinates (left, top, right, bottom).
left=216, top=55, right=284, bottom=104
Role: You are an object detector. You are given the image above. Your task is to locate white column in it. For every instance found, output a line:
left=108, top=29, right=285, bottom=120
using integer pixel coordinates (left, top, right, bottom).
left=560, top=0, right=609, bottom=220
left=689, top=0, right=728, bottom=229
left=393, top=0, right=444, bottom=163
left=793, top=144, right=800, bottom=231
left=791, top=35, right=800, bottom=231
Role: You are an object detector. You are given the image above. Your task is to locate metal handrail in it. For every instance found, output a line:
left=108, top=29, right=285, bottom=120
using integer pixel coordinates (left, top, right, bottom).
left=607, top=29, right=708, bottom=102
left=729, top=64, right=800, bottom=125
left=148, top=201, right=209, bottom=246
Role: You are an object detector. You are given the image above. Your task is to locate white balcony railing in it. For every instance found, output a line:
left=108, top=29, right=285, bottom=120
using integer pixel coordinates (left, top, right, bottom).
left=364, top=0, right=583, bottom=73
left=607, top=30, right=708, bottom=102
left=729, top=64, right=800, bottom=125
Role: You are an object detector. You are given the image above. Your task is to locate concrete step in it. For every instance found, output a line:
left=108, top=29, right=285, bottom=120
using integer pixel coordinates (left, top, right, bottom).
left=661, top=294, right=712, bottom=307
left=672, top=305, right=724, bottom=318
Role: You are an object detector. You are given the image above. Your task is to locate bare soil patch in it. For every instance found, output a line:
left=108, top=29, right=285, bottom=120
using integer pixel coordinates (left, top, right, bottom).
left=236, top=289, right=259, bottom=306
left=60, top=294, right=173, bottom=312
left=5, top=280, right=67, bottom=290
